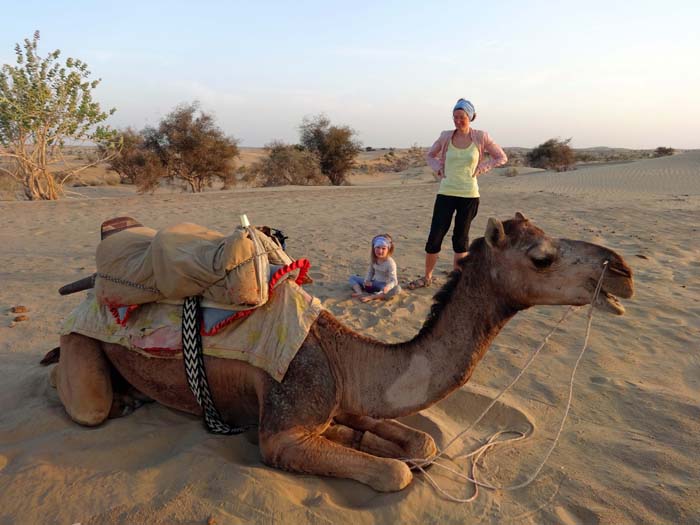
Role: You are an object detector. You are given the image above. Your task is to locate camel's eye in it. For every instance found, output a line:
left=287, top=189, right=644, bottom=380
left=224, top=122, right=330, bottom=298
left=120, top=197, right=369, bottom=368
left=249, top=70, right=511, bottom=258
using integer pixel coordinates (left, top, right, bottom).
left=527, top=242, right=556, bottom=270
left=532, top=255, right=554, bottom=269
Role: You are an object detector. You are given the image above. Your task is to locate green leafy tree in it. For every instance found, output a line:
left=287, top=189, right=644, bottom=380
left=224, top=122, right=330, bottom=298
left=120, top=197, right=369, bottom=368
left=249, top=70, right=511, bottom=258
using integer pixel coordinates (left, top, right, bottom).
left=526, top=138, right=575, bottom=172
left=299, top=114, right=361, bottom=185
left=143, top=103, right=239, bottom=192
left=0, top=31, right=118, bottom=200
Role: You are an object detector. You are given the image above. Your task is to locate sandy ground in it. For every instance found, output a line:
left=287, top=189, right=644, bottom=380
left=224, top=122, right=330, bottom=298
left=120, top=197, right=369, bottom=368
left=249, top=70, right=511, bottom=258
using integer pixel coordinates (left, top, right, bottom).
left=0, top=151, right=698, bottom=524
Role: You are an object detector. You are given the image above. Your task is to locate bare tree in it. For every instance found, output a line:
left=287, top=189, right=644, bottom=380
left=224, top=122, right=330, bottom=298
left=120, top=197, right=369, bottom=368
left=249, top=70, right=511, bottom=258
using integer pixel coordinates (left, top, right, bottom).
left=0, top=31, right=118, bottom=200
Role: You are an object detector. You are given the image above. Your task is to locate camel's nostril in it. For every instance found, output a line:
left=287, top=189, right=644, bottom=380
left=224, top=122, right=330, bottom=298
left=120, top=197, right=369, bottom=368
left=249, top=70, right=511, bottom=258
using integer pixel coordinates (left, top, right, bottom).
left=608, top=264, right=631, bottom=278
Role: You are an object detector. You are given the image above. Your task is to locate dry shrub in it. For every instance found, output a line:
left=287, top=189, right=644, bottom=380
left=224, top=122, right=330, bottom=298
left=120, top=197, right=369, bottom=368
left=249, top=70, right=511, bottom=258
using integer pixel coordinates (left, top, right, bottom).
left=502, top=167, right=519, bottom=177
left=245, top=141, right=324, bottom=187
left=299, top=114, right=361, bottom=185
left=654, top=146, right=675, bottom=157
left=526, top=138, right=575, bottom=172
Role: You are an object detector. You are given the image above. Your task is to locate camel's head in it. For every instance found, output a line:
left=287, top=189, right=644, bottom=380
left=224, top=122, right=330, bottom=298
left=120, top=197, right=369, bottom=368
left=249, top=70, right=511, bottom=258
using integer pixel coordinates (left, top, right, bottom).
left=483, top=212, right=634, bottom=314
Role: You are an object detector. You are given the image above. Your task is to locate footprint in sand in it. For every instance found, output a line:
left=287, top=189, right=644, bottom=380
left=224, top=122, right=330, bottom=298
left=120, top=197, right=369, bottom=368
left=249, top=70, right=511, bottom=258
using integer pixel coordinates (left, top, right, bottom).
left=554, top=503, right=601, bottom=525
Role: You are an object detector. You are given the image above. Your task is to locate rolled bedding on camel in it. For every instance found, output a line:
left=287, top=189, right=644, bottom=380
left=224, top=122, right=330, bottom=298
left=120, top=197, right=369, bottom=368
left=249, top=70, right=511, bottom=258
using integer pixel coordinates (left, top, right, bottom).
left=94, top=223, right=292, bottom=308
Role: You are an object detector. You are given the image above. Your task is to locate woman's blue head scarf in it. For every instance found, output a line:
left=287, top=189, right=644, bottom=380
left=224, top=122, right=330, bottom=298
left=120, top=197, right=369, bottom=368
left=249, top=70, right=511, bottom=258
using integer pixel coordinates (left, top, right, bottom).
left=453, top=99, right=476, bottom=121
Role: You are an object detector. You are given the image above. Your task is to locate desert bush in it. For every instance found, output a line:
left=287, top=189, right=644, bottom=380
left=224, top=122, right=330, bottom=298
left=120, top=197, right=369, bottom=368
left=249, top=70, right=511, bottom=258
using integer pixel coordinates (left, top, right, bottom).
left=142, top=103, right=239, bottom=193
left=246, top=141, right=324, bottom=187
left=299, top=114, right=361, bottom=185
left=526, top=138, right=575, bottom=171
left=102, top=128, right=166, bottom=191
left=502, top=167, right=519, bottom=177
left=654, top=146, right=675, bottom=157
left=0, top=31, right=118, bottom=200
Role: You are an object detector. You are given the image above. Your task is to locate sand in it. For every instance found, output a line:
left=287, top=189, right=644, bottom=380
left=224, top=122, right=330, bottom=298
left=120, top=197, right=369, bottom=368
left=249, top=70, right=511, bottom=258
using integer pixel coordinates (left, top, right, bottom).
left=0, top=151, right=698, bottom=524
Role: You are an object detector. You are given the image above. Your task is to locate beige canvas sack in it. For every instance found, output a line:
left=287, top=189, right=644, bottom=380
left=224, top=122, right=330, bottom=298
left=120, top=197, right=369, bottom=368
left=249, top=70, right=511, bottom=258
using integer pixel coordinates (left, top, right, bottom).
left=94, top=223, right=292, bottom=308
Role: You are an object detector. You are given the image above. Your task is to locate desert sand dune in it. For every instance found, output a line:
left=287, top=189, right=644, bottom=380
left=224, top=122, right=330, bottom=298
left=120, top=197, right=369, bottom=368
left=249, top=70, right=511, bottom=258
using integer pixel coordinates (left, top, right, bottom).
left=0, top=153, right=698, bottom=524
left=502, top=150, right=700, bottom=199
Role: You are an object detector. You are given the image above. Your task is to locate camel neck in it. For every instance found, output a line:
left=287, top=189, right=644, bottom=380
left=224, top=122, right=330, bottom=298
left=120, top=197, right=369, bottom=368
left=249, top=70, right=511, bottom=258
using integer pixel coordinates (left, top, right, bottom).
left=335, top=252, right=518, bottom=418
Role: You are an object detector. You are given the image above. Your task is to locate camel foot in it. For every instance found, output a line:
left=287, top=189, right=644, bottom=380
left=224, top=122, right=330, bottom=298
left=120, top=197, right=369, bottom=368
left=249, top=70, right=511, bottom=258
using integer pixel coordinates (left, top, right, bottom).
left=260, top=429, right=414, bottom=492
left=369, top=461, right=413, bottom=492
left=335, top=414, right=437, bottom=462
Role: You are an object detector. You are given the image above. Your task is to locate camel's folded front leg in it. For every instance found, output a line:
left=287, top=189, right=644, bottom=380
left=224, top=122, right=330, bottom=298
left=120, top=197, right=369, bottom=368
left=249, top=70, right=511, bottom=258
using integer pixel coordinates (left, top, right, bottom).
left=323, top=423, right=405, bottom=458
left=334, top=413, right=437, bottom=463
left=56, top=334, right=113, bottom=426
left=259, top=428, right=413, bottom=492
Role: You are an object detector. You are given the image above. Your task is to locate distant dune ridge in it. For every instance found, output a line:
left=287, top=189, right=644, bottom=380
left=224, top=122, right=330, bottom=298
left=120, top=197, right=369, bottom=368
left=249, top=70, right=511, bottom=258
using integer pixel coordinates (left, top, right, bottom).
left=0, top=151, right=698, bottom=524
left=513, top=149, right=700, bottom=197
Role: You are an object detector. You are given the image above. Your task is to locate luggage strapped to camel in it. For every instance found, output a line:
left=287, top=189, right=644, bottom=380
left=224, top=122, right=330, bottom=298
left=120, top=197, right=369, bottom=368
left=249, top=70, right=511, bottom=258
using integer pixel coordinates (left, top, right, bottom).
left=60, top=215, right=312, bottom=434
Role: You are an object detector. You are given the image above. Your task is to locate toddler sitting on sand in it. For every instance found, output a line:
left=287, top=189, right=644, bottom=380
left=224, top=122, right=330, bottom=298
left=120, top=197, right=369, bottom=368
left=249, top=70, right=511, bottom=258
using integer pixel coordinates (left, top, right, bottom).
left=349, top=234, right=401, bottom=303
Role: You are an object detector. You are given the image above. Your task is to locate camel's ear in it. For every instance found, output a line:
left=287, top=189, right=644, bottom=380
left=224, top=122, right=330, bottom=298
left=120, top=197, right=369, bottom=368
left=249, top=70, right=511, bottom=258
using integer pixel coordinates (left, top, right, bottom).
left=514, top=211, right=528, bottom=221
left=485, top=217, right=506, bottom=248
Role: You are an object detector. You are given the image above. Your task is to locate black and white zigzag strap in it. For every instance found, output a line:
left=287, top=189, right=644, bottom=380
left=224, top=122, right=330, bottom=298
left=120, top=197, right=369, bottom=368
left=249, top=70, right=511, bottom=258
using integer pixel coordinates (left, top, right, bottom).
left=182, top=296, right=254, bottom=435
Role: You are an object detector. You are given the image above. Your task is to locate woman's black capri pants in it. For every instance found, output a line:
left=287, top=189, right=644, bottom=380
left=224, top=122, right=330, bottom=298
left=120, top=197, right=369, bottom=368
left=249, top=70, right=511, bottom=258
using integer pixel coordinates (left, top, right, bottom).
left=425, top=194, right=480, bottom=254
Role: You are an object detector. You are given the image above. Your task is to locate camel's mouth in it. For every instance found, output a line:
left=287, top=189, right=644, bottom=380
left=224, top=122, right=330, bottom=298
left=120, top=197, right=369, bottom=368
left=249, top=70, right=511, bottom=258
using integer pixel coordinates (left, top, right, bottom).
left=594, top=290, right=625, bottom=315
left=588, top=261, right=634, bottom=316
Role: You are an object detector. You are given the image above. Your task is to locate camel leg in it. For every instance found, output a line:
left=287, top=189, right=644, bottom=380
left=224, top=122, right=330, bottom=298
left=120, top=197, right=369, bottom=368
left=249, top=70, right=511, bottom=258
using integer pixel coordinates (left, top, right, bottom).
left=56, top=334, right=113, bottom=426
left=335, top=414, right=437, bottom=462
left=323, top=423, right=406, bottom=458
left=259, top=428, right=413, bottom=492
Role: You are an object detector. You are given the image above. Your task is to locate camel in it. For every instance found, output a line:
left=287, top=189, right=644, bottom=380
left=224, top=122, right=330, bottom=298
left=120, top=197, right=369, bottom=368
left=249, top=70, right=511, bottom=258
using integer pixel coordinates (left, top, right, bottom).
left=47, top=213, right=633, bottom=492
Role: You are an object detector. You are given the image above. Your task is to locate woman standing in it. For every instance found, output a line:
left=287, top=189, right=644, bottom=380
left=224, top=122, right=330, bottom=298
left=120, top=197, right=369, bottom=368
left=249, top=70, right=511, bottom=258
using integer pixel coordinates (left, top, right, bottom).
left=408, top=99, right=507, bottom=289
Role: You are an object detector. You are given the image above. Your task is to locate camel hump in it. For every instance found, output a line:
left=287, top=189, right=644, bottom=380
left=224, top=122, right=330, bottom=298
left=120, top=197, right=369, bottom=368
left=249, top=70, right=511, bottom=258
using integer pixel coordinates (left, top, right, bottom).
left=101, top=217, right=143, bottom=240
left=40, top=347, right=61, bottom=366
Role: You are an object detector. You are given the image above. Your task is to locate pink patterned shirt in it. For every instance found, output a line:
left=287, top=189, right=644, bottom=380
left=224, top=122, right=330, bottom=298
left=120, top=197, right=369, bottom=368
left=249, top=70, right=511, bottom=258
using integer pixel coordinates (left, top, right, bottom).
left=426, top=128, right=508, bottom=177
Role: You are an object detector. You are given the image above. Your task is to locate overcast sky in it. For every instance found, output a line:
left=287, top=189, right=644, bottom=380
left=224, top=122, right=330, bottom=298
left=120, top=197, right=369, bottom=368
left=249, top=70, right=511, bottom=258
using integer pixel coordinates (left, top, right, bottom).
left=3, top=0, right=699, bottom=149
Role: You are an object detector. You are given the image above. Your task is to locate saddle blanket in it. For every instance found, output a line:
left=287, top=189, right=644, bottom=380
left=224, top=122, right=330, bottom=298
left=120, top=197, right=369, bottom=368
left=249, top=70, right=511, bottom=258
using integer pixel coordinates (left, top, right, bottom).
left=61, top=281, right=323, bottom=382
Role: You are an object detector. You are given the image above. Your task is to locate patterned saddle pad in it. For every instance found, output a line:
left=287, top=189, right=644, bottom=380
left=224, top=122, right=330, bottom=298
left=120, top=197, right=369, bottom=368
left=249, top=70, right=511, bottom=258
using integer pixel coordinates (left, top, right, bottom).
left=61, top=280, right=323, bottom=382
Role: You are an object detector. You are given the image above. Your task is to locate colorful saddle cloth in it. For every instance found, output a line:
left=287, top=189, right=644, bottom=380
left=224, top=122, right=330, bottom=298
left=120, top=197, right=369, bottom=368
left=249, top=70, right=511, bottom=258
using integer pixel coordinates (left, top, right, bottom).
left=61, top=280, right=324, bottom=382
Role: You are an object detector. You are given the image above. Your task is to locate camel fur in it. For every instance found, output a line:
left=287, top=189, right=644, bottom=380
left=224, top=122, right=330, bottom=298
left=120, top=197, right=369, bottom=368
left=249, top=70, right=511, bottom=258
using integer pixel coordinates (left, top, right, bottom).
left=47, top=213, right=634, bottom=492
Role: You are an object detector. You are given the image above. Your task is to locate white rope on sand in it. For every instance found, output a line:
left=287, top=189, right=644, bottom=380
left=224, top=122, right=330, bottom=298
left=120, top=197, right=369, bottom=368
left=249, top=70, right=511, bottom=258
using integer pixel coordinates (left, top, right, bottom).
left=407, top=262, right=609, bottom=503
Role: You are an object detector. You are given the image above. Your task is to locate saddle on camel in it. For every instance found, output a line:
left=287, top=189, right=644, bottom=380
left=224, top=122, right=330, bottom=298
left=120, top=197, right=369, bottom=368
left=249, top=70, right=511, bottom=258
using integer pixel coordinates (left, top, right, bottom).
left=45, top=213, right=634, bottom=492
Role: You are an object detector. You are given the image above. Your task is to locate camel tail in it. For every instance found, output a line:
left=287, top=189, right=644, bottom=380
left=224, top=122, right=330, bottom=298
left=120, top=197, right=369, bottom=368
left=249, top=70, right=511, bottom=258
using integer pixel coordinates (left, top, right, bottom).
left=40, top=347, right=60, bottom=365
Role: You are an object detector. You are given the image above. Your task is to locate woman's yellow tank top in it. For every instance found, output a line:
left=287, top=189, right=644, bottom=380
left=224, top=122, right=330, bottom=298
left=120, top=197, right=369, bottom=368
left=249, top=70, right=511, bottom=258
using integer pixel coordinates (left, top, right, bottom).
left=438, top=141, right=480, bottom=198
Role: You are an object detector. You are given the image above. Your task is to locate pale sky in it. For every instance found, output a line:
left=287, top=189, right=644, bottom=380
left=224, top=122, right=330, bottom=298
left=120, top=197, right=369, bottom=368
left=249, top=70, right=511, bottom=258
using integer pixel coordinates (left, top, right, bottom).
left=2, top=0, right=699, bottom=149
